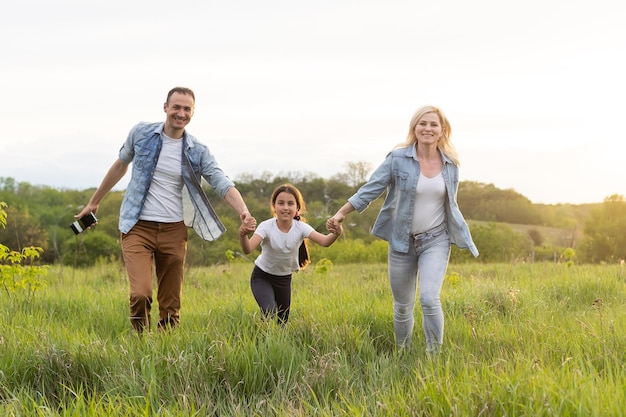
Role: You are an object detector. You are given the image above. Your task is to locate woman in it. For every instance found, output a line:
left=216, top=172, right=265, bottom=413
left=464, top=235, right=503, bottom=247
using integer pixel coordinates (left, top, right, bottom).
left=326, top=105, right=478, bottom=354
left=240, top=183, right=342, bottom=324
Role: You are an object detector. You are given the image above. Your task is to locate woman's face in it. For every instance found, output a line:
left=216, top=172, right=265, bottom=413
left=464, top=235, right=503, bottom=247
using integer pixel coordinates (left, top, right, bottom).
left=414, top=112, right=442, bottom=144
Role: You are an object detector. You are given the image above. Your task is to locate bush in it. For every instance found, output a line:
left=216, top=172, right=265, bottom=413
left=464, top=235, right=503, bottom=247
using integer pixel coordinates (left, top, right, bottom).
left=63, top=231, right=121, bottom=267
left=0, top=202, right=48, bottom=301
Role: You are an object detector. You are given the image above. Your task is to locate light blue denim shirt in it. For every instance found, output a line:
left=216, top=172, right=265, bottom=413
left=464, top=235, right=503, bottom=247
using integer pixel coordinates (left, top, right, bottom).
left=348, top=146, right=479, bottom=256
left=118, top=122, right=235, bottom=235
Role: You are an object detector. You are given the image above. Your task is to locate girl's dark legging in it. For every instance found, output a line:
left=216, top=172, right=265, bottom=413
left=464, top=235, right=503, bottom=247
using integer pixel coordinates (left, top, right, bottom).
left=250, top=265, right=292, bottom=324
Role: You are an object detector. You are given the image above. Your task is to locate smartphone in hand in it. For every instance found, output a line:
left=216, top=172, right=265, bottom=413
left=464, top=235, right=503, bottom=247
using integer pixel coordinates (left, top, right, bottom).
left=70, top=212, right=98, bottom=234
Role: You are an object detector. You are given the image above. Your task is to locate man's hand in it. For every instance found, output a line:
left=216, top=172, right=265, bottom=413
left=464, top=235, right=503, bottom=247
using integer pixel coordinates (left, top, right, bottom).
left=75, top=204, right=98, bottom=220
left=240, top=211, right=257, bottom=235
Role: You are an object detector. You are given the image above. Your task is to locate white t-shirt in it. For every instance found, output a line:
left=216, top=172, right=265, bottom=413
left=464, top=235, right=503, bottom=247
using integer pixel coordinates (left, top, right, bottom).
left=140, top=133, right=184, bottom=222
left=254, top=218, right=315, bottom=275
left=411, top=171, right=446, bottom=234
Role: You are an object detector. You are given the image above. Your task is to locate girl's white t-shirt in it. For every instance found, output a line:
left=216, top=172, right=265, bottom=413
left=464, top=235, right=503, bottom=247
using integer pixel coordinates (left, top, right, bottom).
left=253, top=218, right=315, bottom=275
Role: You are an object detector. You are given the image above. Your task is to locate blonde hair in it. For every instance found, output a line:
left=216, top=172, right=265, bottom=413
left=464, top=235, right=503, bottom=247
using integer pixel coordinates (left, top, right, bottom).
left=395, top=105, right=460, bottom=166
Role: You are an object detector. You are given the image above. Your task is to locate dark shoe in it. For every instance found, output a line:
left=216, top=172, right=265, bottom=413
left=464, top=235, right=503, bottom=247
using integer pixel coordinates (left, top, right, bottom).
left=130, top=317, right=149, bottom=334
left=157, top=317, right=178, bottom=331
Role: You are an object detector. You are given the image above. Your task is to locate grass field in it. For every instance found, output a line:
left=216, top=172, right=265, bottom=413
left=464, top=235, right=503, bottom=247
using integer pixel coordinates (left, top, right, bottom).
left=1, top=261, right=625, bottom=416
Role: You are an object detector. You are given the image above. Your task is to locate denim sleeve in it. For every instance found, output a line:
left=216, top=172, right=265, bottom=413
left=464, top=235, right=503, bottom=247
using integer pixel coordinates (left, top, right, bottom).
left=198, top=146, right=235, bottom=198
left=118, top=125, right=138, bottom=163
left=348, top=155, right=393, bottom=212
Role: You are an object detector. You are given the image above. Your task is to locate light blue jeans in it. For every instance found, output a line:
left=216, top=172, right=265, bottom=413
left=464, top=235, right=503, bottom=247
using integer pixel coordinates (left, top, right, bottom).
left=388, top=223, right=451, bottom=353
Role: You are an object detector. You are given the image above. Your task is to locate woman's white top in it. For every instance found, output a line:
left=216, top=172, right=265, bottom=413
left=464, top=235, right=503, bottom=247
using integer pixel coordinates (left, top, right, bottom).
left=411, top=171, right=446, bottom=234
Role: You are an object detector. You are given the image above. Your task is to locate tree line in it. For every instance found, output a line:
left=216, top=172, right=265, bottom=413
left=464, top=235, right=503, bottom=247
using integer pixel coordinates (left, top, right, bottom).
left=0, top=165, right=624, bottom=267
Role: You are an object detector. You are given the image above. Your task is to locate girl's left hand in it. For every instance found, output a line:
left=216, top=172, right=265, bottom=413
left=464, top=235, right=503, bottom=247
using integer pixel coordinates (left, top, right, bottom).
left=240, top=216, right=257, bottom=235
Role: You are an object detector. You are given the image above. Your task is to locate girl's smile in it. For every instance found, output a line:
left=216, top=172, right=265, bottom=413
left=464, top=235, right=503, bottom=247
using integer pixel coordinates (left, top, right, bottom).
left=273, top=191, right=298, bottom=222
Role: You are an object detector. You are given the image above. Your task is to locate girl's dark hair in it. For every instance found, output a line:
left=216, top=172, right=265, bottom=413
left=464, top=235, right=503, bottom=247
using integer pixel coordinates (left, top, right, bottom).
left=270, top=184, right=310, bottom=269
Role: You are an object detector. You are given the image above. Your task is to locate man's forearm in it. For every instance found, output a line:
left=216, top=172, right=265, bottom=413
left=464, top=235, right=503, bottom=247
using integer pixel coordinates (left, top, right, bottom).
left=224, top=187, right=249, bottom=217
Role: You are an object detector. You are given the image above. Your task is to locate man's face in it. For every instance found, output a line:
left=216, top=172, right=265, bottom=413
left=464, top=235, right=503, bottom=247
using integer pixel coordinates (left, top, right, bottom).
left=164, top=92, right=194, bottom=133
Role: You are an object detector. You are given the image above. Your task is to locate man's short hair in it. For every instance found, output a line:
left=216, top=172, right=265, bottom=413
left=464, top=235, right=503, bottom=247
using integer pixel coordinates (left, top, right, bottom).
left=166, top=87, right=195, bottom=104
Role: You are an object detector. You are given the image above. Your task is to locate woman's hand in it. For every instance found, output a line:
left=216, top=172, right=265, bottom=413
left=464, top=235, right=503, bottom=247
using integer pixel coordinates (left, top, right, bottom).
left=326, top=214, right=344, bottom=234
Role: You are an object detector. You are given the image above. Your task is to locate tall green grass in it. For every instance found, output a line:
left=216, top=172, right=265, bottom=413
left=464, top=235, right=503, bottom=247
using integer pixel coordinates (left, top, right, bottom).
left=1, top=262, right=624, bottom=416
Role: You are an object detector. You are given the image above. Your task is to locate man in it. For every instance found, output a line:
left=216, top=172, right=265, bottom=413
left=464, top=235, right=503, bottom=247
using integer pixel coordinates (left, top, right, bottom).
left=76, top=86, right=256, bottom=333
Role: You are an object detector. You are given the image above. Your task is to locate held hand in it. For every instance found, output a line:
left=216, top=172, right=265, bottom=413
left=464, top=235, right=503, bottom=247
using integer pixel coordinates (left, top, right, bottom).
left=240, top=211, right=251, bottom=223
left=240, top=213, right=257, bottom=235
left=326, top=215, right=344, bottom=234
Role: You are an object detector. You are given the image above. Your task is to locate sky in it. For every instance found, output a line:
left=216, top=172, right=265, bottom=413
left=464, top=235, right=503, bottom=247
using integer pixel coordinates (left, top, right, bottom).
left=1, top=0, right=624, bottom=205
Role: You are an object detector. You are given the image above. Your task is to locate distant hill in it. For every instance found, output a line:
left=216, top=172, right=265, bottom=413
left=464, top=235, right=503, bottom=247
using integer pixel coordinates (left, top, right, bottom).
left=469, top=220, right=580, bottom=248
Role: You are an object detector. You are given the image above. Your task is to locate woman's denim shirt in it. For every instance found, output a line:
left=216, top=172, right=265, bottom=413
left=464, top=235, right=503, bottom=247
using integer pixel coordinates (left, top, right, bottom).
left=348, top=146, right=479, bottom=257
left=117, top=122, right=234, bottom=234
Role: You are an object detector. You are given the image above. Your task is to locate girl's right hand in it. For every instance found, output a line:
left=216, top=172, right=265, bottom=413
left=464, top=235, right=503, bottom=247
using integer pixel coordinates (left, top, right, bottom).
left=326, top=215, right=343, bottom=234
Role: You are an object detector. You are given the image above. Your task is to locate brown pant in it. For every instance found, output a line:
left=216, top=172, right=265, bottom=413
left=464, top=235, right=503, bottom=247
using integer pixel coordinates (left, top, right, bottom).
left=121, top=220, right=188, bottom=332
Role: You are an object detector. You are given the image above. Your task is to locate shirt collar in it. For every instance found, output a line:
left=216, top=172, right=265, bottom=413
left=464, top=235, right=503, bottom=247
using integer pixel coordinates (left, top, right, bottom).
left=151, top=122, right=196, bottom=149
left=407, top=145, right=451, bottom=164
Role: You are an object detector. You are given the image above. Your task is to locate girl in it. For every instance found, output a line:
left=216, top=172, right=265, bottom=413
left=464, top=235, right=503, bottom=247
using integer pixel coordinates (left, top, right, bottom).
left=239, top=183, right=342, bottom=324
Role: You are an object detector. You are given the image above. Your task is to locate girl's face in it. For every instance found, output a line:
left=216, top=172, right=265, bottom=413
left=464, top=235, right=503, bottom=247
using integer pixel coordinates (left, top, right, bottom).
left=273, top=191, right=298, bottom=220
left=414, top=112, right=442, bottom=145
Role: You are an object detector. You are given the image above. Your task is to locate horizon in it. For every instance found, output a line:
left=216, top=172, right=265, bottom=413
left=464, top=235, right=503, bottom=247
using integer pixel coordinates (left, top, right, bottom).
left=0, top=171, right=616, bottom=207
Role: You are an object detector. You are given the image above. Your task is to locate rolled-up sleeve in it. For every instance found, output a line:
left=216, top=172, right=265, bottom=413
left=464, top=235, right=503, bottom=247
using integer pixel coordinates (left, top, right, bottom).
left=348, top=156, right=392, bottom=212
left=199, top=146, right=235, bottom=198
left=118, top=127, right=137, bottom=163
